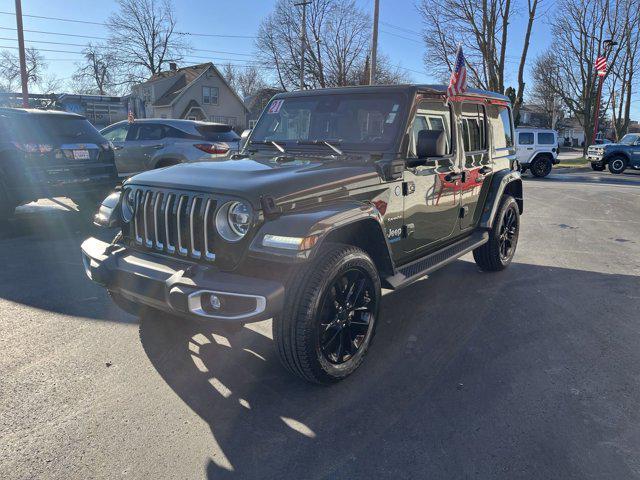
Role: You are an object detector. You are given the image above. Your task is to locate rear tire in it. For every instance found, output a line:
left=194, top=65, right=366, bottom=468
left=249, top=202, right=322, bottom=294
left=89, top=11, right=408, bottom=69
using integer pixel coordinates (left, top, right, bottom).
left=273, top=243, right=381, bottom=384
left=473, top=195, right=520, bottom=271
left=608, top=156, right=627, bottom=174
left=530, top=156, right=553, bottom=177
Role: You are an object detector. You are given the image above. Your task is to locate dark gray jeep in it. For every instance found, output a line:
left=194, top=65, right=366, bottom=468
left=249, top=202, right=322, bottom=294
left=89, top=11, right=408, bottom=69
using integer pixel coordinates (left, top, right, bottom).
left=82, top=85, right=523, bottom=384
left=587, top=133, right=640, bottom=174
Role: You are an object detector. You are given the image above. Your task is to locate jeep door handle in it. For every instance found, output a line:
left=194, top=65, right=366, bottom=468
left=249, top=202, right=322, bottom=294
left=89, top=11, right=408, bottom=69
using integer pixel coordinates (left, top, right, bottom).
left=479, top=166, right=492, bottom=175
left=445, top=172, right=463, bottom=182
left=151, top=144, right=164, bottom=149
left=112, top=145, right=124, bottom=151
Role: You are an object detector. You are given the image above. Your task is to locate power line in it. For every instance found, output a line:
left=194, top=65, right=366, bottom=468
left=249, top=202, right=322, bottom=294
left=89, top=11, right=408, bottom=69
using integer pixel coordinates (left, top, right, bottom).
left=0, top=11, right=257, bottom=39
left=380, top=21, right=421, bottom=36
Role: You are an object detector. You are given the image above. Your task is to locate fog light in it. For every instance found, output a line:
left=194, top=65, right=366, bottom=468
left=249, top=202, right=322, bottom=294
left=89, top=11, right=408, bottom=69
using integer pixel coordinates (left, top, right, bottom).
left=208, top=294, right=221, bottom=310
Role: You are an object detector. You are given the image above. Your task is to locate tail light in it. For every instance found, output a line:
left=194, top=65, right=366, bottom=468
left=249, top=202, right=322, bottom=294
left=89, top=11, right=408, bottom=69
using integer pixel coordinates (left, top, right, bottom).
left=12, top=142, right=53, bottom=153
left=194, top=143, right=229, bottom=155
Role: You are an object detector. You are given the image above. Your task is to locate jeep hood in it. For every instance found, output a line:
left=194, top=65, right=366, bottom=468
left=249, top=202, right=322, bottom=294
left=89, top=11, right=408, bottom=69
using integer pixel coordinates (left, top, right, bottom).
left=126, top=156, right=381, bottom=207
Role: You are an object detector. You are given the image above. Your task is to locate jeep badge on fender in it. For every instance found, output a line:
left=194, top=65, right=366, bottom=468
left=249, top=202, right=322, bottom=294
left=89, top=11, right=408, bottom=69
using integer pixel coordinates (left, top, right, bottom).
left=81, top=84, right=523, bottom=384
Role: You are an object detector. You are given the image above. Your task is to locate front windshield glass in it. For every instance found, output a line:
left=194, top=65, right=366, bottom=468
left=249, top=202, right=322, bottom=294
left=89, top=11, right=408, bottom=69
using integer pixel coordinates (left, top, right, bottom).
left=620, top=134, right=639, bottom=145
left=251, top=93, right=407, bottom=151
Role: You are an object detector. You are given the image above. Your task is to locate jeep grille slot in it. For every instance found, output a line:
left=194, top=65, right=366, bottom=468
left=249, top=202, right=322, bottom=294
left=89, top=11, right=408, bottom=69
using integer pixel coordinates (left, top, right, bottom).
left=127, top=188, right=216, bottom=262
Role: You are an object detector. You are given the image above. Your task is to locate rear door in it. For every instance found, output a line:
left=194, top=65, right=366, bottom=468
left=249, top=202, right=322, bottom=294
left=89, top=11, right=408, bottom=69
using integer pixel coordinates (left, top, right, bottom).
left=123, top=123, right=167, bottom=173
left=459, top=103, right=491, bottom=230
left=516, top=131, right=535, bottom=164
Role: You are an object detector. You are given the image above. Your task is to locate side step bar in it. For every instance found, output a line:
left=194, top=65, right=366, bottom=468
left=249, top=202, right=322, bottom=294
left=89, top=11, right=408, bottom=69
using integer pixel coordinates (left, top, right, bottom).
left=385, top=231, right=489, bottom=290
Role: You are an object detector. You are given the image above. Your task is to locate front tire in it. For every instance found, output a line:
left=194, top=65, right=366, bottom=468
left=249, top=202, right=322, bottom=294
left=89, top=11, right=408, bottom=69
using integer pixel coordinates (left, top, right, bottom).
left=591, top=163, right=605, bottom=171
left=473, top=195, right=520, bottom=271
left=608, top=156, right=627, bottom=174
left=273, top=243, right=381, bottom=384
left=530, top=156, right=552, bottom=177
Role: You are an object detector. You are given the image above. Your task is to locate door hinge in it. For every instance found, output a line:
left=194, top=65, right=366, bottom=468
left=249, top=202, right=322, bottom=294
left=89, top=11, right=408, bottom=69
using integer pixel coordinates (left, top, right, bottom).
left=402, top=223, right=415, bottom=238
left=402, top=181, right=416, bottom=196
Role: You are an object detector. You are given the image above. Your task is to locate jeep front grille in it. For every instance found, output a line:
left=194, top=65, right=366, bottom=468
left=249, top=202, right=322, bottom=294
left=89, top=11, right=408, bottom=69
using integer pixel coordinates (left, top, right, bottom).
left=127, top=187, right=217, bottom=261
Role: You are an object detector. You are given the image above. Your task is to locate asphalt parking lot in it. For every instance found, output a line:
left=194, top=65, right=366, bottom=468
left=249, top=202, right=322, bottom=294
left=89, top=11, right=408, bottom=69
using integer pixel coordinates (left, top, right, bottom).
left=2, top=168, right=640, bottom=480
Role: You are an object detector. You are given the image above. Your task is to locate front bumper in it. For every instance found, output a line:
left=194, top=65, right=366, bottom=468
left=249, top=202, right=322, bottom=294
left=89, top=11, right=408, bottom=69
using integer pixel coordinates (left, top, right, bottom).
left=81, top=237, right=284, bottom=323
left=588, top=156, right=604, bottom=166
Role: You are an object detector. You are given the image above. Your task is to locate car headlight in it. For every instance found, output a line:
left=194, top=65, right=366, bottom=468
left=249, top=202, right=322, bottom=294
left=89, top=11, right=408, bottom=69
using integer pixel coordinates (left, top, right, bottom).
left=121, top=189, right=136, bottom=223
left=215, top=200, right=252, bottom=242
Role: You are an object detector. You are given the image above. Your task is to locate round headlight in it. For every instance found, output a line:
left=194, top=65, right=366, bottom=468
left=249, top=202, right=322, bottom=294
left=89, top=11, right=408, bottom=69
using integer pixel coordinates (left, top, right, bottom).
left=215, top=200, right=252, bottom=242
left=121, top=189, right=136, bottom=223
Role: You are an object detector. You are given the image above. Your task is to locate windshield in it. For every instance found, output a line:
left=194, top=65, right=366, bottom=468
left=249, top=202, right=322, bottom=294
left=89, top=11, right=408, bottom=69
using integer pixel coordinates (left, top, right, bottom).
left=250, top=93, right=407, bottom=151
left=619, top=134, right=639, bottom=145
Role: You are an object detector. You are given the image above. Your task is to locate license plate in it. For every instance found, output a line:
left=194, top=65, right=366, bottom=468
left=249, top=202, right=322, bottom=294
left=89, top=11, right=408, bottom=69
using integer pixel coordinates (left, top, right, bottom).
left=73, top=149, right=90, bottom=160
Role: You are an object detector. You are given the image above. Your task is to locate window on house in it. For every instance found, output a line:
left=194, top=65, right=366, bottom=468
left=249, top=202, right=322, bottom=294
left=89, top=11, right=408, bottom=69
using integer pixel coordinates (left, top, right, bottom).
left=203, top=86, right=219, bottom=105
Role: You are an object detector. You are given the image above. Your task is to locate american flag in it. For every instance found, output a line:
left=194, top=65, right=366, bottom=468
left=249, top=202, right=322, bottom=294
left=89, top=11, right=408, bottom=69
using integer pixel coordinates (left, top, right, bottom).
left=595, top=56, right=607, bottom=77
left=448, top=45, right=467, bottom=96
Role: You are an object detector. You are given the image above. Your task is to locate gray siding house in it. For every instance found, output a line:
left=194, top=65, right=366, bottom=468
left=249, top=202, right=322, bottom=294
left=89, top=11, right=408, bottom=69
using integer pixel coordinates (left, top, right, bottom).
left=131, top=62, right=249, bottom=129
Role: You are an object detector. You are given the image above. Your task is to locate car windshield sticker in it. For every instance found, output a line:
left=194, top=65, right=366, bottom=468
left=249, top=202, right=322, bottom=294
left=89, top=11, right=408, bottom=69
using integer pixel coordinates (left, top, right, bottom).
left=268, top=99, right=285, bottom=114
left=386, top=104, right=400, bottom=124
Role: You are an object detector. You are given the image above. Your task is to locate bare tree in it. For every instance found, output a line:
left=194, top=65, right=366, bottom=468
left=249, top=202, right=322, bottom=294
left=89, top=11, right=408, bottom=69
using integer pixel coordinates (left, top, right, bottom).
left=529, top=52, right=564, bottom=128
left=106, top=0, right=189, bottom=84
left=222, top=63, right=268, bottom=99
left=418, top=0, right=515, bottom=93
left=72, top=43, right=119, bottom=95
left=0, top=47, right=46, bottom=90
left=513, top=0, right=540, bottom=122
left=256, top=0, right=405, bottom=90
left=537, top=0, right=628, bottom=151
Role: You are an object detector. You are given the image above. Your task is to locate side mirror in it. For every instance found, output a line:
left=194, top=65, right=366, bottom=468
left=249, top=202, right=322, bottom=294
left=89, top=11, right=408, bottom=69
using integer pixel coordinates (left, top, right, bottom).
left=416, top=130, right=446, bottom=159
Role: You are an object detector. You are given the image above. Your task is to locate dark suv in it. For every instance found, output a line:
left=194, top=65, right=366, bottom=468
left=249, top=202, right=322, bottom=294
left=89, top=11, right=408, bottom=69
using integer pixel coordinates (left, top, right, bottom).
left=0, top=108, right=118, bottom=220
left=81, top=85, right=523, bottom=384
left=587, top=133, right=640, bottom=174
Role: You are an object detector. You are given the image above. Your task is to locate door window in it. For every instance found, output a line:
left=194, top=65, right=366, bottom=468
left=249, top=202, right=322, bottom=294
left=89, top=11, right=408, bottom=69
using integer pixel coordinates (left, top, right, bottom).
left=537, top=132, right=555, bottom=145
left=518, top=132, right=534, bottom=145
left=461, top=104, right=487, bottom=153
left=129, top=124, right=166, bottom=141
left=407, top=101, right=453, bottom=157
left=101, top=124, right=129, bottom=142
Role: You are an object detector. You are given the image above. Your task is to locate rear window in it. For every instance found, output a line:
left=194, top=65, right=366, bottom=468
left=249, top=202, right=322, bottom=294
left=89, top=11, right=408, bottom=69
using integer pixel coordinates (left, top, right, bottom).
left=538, top=132, right=555, bottom=145
left=490, top=105, right=513, bottom=149
left=196, top=124, right=240, bottom=142
left=11, top=115, right=105, bottom=144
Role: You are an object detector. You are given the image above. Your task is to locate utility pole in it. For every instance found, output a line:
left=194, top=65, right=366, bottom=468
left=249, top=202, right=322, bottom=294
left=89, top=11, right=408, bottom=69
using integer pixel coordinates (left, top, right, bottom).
left=14, top=0, right=29, bottom=107
left=294, top=1, right=312, bottom=91
left=369, top=0, right=380, bottom=85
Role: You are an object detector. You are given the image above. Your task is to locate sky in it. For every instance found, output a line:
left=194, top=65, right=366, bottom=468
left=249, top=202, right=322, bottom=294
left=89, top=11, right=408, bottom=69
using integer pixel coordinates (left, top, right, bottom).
left=0, top=0, right=637, bottom=119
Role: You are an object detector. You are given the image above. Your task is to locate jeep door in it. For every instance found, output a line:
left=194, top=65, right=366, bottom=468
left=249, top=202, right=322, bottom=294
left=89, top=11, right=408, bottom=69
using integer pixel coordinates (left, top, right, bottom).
left=459, top=103, right=492, bottom=230
left=402, top=99, right=461, bottom=254
left=122, top=123, right=167, bottom=173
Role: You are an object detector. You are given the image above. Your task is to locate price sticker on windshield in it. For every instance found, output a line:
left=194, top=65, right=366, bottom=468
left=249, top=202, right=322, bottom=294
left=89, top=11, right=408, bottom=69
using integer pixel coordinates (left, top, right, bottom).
left=268, top=99, right=284, bottom=114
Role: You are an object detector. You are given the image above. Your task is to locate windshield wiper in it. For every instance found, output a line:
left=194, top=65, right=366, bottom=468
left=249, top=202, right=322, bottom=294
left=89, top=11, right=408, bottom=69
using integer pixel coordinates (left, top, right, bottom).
left=296, top=139, right=344, bottom=156
left=250, top=139, right=286, bottom=153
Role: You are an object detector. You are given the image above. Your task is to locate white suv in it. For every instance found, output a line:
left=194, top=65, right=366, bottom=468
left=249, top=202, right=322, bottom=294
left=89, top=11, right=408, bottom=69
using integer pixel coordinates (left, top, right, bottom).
left=515, top=128, right=560, bottom=177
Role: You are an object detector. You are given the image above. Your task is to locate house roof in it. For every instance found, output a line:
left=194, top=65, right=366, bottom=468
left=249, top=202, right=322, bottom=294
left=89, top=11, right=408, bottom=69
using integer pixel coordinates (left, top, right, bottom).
left=140, top=62, right=249, bottom=113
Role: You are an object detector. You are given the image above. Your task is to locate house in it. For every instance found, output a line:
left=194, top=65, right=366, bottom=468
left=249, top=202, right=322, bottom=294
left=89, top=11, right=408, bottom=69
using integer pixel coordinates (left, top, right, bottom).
left=557, top=117, right=586, bottom=147
left=131, top=62, right=249, bottom=129
left=518, top=103, right=561, bottom=129
left=244, top=88, right=283, bottom=129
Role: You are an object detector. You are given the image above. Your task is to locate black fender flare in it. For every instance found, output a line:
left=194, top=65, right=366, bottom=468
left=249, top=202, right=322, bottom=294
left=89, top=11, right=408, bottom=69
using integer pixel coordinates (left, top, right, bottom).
left=603, top=150, right=630, bottom=164
left=479, top=169, right=523, bottom=229
left=248, top=200, right=395, bottom=275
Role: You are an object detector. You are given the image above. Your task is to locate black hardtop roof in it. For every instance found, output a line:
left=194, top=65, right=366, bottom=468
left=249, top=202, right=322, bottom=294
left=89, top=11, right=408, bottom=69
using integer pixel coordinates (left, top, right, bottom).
left=272, top=84, right=510, bottom=102
left=0, top=107, right=85, bottom=119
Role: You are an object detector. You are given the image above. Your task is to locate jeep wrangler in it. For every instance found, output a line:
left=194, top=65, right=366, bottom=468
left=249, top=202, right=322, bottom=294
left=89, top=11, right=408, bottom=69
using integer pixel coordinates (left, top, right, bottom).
left=515, top=127, right=559, bottom=177
left=587, top=133, right=640, bottom=174
left=81, top=85, right=523, bottom=384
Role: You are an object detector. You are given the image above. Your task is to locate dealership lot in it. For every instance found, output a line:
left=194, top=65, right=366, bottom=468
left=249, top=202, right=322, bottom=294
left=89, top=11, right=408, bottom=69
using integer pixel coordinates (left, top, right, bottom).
left=1, top=169, right=640, bottom=480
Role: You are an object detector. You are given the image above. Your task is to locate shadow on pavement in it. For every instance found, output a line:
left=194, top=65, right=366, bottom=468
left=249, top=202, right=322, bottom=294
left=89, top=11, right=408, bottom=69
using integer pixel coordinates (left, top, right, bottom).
left=139, top=260, right=640, bottom=479
left=0, top=202, right=129, bottom=322
left=526, top=169, right=640, bottom=186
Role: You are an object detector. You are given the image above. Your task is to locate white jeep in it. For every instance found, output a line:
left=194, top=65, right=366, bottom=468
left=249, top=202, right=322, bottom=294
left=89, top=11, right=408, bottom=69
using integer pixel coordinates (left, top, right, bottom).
left=515, top=128, right=560, bottom=178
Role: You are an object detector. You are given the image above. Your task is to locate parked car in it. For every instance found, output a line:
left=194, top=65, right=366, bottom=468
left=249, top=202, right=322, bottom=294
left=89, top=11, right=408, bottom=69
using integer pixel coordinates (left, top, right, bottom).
left=587, top=133, right=640, bottom=174
left=0, top=108, right=118, bottom=220
left=82, top=84, right=523, bottom=384
left=515, top=127, right=560, bottom=177
left=100, top=119, right=241, bottom=177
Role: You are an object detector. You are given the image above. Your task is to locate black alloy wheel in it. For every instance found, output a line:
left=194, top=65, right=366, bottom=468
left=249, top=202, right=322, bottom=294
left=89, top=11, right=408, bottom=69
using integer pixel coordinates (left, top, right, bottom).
left=318, top=267, right=376, bottom=365
left=608, top=156, right=627, bottom=174
left=531, top=157, right=552, bottom=177
left=498, top=206, right=518, bottom=262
